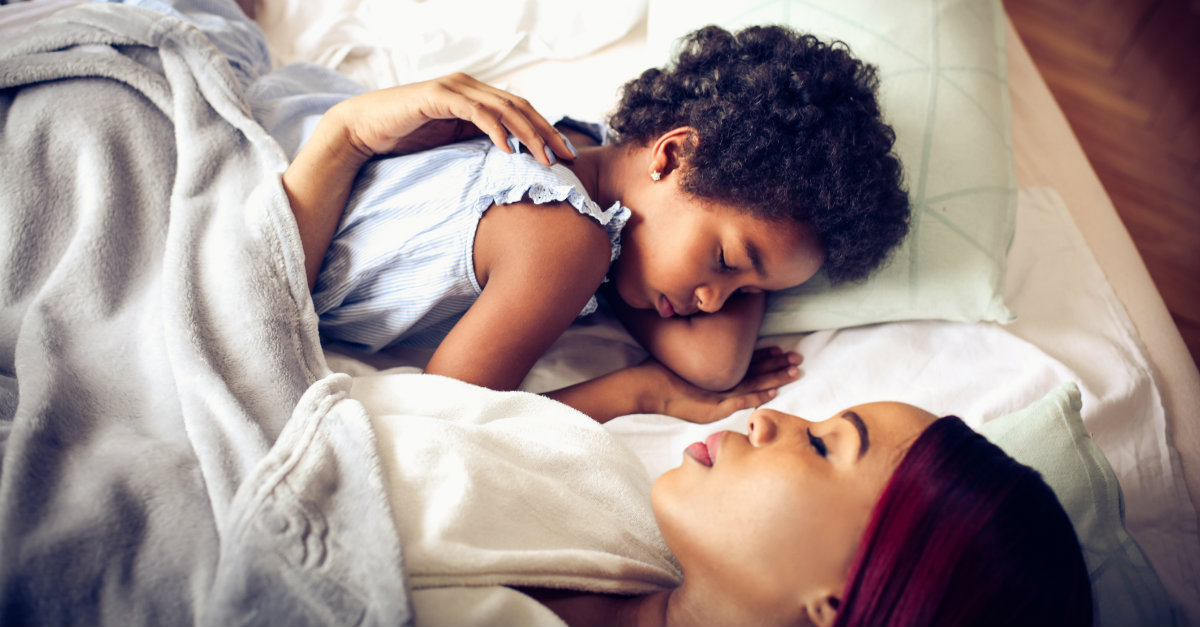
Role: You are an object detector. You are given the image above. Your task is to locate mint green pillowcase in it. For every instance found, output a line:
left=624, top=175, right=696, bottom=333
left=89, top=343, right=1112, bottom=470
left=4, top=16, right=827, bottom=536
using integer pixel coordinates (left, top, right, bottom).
left=978, top=383, right=1175, bottom=626
left=646, top=0, right=1017, bottom=333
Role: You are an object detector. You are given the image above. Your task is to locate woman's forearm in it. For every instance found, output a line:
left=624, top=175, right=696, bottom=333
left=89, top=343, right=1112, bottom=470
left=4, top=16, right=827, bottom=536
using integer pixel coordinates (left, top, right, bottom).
left=281, top=104, right=371, bottom=289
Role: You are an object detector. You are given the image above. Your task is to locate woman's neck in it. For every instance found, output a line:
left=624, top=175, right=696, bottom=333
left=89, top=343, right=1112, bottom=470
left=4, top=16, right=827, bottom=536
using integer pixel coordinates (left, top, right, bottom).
left=529, top=581, right=758, bottom=627
left=521, top=588, right=671, bottom=627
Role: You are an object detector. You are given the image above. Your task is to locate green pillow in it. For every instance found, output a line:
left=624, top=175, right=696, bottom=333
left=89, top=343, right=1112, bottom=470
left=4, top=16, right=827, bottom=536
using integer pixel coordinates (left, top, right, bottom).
left=646, top=0, right=1016, bottom=333
left=978, top=383, right=1175, bottom=626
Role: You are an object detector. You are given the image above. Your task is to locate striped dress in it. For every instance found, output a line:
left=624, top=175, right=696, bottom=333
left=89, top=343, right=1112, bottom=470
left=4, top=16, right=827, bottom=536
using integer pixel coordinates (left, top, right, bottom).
left=310, top=138, right=629, bottom=352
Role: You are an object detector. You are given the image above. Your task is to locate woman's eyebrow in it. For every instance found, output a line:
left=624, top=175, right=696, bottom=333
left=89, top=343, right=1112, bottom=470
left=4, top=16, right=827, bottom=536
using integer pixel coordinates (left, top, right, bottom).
left=841, top=411, right=869, bottom=458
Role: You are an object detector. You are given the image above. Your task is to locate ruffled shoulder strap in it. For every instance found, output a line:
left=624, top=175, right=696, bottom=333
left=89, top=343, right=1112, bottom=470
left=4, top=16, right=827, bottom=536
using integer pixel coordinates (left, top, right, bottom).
left=478, top=141, right=630, bottom=316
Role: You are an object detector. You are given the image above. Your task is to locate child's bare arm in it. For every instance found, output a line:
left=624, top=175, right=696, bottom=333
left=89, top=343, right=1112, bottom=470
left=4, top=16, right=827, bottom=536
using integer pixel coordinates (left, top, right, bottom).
left=424, top=197, right=799, bottom=418
left=546, top=347, right=800, bottom=424
left=423, top=200, right=612, bottom=391
left=606, top=288, right=768, bottom=392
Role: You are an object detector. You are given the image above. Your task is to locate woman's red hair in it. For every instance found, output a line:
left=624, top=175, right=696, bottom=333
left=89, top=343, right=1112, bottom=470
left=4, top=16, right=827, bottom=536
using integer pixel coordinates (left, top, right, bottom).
left=834, top=416, right=1093, bottom=626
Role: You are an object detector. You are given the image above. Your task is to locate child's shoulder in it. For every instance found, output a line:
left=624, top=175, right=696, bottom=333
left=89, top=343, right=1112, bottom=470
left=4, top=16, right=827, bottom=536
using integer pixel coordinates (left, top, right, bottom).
left=473, top=195, right=613, bottom=312
left=478, top=145, right=630, bottom=257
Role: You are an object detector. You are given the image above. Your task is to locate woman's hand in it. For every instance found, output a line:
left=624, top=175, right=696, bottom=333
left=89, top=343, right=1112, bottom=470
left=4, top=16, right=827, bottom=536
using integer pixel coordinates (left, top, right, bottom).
left=636, top=346, right=802, bottom=423
left=328, top=72, right=576, bottom=165
left=285, top=73, right=576, bottom=290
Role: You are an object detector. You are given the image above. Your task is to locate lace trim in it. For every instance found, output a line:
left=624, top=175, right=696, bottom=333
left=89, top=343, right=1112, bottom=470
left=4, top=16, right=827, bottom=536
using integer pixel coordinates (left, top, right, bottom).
left=485, top=176, right=630, bottom=317
left=489, top=179, right=630, bottom=263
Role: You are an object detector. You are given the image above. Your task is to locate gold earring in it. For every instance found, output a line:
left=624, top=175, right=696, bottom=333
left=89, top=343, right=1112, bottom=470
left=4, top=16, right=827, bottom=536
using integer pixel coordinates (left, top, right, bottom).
left=650, top=170, right=662, bottom=181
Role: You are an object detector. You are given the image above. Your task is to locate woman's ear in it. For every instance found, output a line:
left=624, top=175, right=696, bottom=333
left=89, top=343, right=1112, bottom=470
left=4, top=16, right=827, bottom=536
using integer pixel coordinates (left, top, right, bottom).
left=803, top=591, right=841, bottom=627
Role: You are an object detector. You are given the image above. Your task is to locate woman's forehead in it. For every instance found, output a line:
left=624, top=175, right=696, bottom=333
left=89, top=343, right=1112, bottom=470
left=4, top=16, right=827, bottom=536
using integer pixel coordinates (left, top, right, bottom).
left=837, top=402, right=938, bottom=460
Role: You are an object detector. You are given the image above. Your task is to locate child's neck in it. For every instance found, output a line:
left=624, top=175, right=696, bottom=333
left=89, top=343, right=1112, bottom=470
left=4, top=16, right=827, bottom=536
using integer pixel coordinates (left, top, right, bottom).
left=563, top=144, right=642, bottom=210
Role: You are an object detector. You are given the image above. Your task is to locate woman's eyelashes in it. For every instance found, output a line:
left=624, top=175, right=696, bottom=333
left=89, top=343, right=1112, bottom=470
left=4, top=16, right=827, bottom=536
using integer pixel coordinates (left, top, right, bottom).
left=806, top=428, right=828, bottom=457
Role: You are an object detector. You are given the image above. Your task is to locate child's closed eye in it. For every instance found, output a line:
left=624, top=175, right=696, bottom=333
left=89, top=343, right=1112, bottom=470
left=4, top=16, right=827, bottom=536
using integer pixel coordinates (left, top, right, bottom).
left=718, top=248, right=735, bottom=272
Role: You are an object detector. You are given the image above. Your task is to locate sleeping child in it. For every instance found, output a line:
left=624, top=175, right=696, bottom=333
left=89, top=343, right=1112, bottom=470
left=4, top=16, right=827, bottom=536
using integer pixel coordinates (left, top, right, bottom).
left=107, top=0, right=911, bottom=423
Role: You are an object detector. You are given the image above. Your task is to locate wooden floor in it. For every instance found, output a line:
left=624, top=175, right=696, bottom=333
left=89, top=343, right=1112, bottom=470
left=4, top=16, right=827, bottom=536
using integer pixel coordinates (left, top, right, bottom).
left=1005, top=0, right=1200, bottom=370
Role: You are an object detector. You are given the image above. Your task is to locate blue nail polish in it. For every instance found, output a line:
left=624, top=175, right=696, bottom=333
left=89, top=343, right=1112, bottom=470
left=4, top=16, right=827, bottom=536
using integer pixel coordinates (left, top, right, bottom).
left=561, top=133, right=578, bottom=158
left=506, top=134, right=520, bottom=154
left=544, top=145, right=558, bottom=165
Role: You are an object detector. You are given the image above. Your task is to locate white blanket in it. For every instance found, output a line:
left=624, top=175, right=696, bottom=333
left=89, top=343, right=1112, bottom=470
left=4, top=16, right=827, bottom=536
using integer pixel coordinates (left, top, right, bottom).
left=354, top=374, right=681, bottom=625
left=0, top=5, right=408, bottom=624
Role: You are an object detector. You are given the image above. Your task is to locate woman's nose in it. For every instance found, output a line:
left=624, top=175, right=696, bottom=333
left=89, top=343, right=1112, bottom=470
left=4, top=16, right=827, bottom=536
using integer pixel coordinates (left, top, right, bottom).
left=748, top=408, right=807, bottom=445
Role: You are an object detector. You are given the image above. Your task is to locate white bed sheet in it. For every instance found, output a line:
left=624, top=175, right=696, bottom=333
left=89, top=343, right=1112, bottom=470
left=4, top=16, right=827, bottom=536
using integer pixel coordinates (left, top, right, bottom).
left=253, top=0, right=647, bottom=97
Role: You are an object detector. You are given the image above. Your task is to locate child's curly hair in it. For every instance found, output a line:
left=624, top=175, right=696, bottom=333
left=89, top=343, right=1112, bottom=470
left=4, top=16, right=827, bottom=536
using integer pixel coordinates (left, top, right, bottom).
left=608, top=24, right=910, bottom=284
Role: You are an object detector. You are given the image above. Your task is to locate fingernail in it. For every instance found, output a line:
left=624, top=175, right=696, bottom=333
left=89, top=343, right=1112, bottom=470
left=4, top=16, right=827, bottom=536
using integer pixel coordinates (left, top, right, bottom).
left=506, top=134, right=520, bottom=154
left=560, top=133, right=578, bottom=158
left=543, top=144, right=558, bottom=165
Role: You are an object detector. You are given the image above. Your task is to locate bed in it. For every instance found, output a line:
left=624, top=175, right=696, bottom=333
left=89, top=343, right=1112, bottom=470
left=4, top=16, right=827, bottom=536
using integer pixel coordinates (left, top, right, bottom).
left=1, top=0, right=1197, bottom=625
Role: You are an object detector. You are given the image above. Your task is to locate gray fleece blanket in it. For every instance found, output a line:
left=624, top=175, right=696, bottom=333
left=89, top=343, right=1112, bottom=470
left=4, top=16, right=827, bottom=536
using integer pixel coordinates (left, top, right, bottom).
left=0, top=4, right=410, bottom=625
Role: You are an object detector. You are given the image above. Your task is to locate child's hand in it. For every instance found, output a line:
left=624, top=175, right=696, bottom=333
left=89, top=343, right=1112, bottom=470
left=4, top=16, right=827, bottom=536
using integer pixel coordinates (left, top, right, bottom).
left=330, top=73, right=575, bottom=166
left=639, top=347, right=802, bottom=423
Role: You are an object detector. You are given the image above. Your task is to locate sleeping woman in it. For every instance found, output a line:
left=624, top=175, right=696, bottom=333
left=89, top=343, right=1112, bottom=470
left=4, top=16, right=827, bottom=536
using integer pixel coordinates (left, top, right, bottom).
left=359, top=374, right=1094, bottom=626
left=108, top=0, right=911, bottom=423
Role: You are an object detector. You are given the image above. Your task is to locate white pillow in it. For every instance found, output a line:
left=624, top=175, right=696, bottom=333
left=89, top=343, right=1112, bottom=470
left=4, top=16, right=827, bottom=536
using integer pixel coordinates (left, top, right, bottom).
left=647, top=0, right=1016, bottom=334
left=978, top=383, right=1175, bottom=626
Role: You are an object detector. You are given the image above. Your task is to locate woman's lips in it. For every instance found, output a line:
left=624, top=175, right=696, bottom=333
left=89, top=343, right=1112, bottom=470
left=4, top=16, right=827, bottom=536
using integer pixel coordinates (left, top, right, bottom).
left=705, top=431, right=723, bottom=463
left=685, top=432, right=724, bottom=467
left=685, top=442, right=711, bottom=466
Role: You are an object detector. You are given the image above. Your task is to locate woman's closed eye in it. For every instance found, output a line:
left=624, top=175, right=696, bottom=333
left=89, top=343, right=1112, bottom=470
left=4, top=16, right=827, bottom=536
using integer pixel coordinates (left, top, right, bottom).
left=806, top=428, right=827, bottom=457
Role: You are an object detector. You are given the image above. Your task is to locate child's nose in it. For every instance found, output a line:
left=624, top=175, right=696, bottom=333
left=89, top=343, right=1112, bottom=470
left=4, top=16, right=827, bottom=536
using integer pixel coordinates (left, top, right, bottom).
left=694, top=285, right=726, bottom=313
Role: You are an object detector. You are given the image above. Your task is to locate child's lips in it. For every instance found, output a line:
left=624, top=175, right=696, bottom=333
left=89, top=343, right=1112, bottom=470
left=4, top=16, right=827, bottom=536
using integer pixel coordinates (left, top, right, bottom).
left=657, top=294, right=676, bottom=318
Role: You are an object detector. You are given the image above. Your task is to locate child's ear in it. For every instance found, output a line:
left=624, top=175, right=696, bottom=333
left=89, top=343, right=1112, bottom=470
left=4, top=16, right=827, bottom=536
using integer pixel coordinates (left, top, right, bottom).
left=802, top=590, right=842, bottom=627
left=650, top=126, right=697, bottom=179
